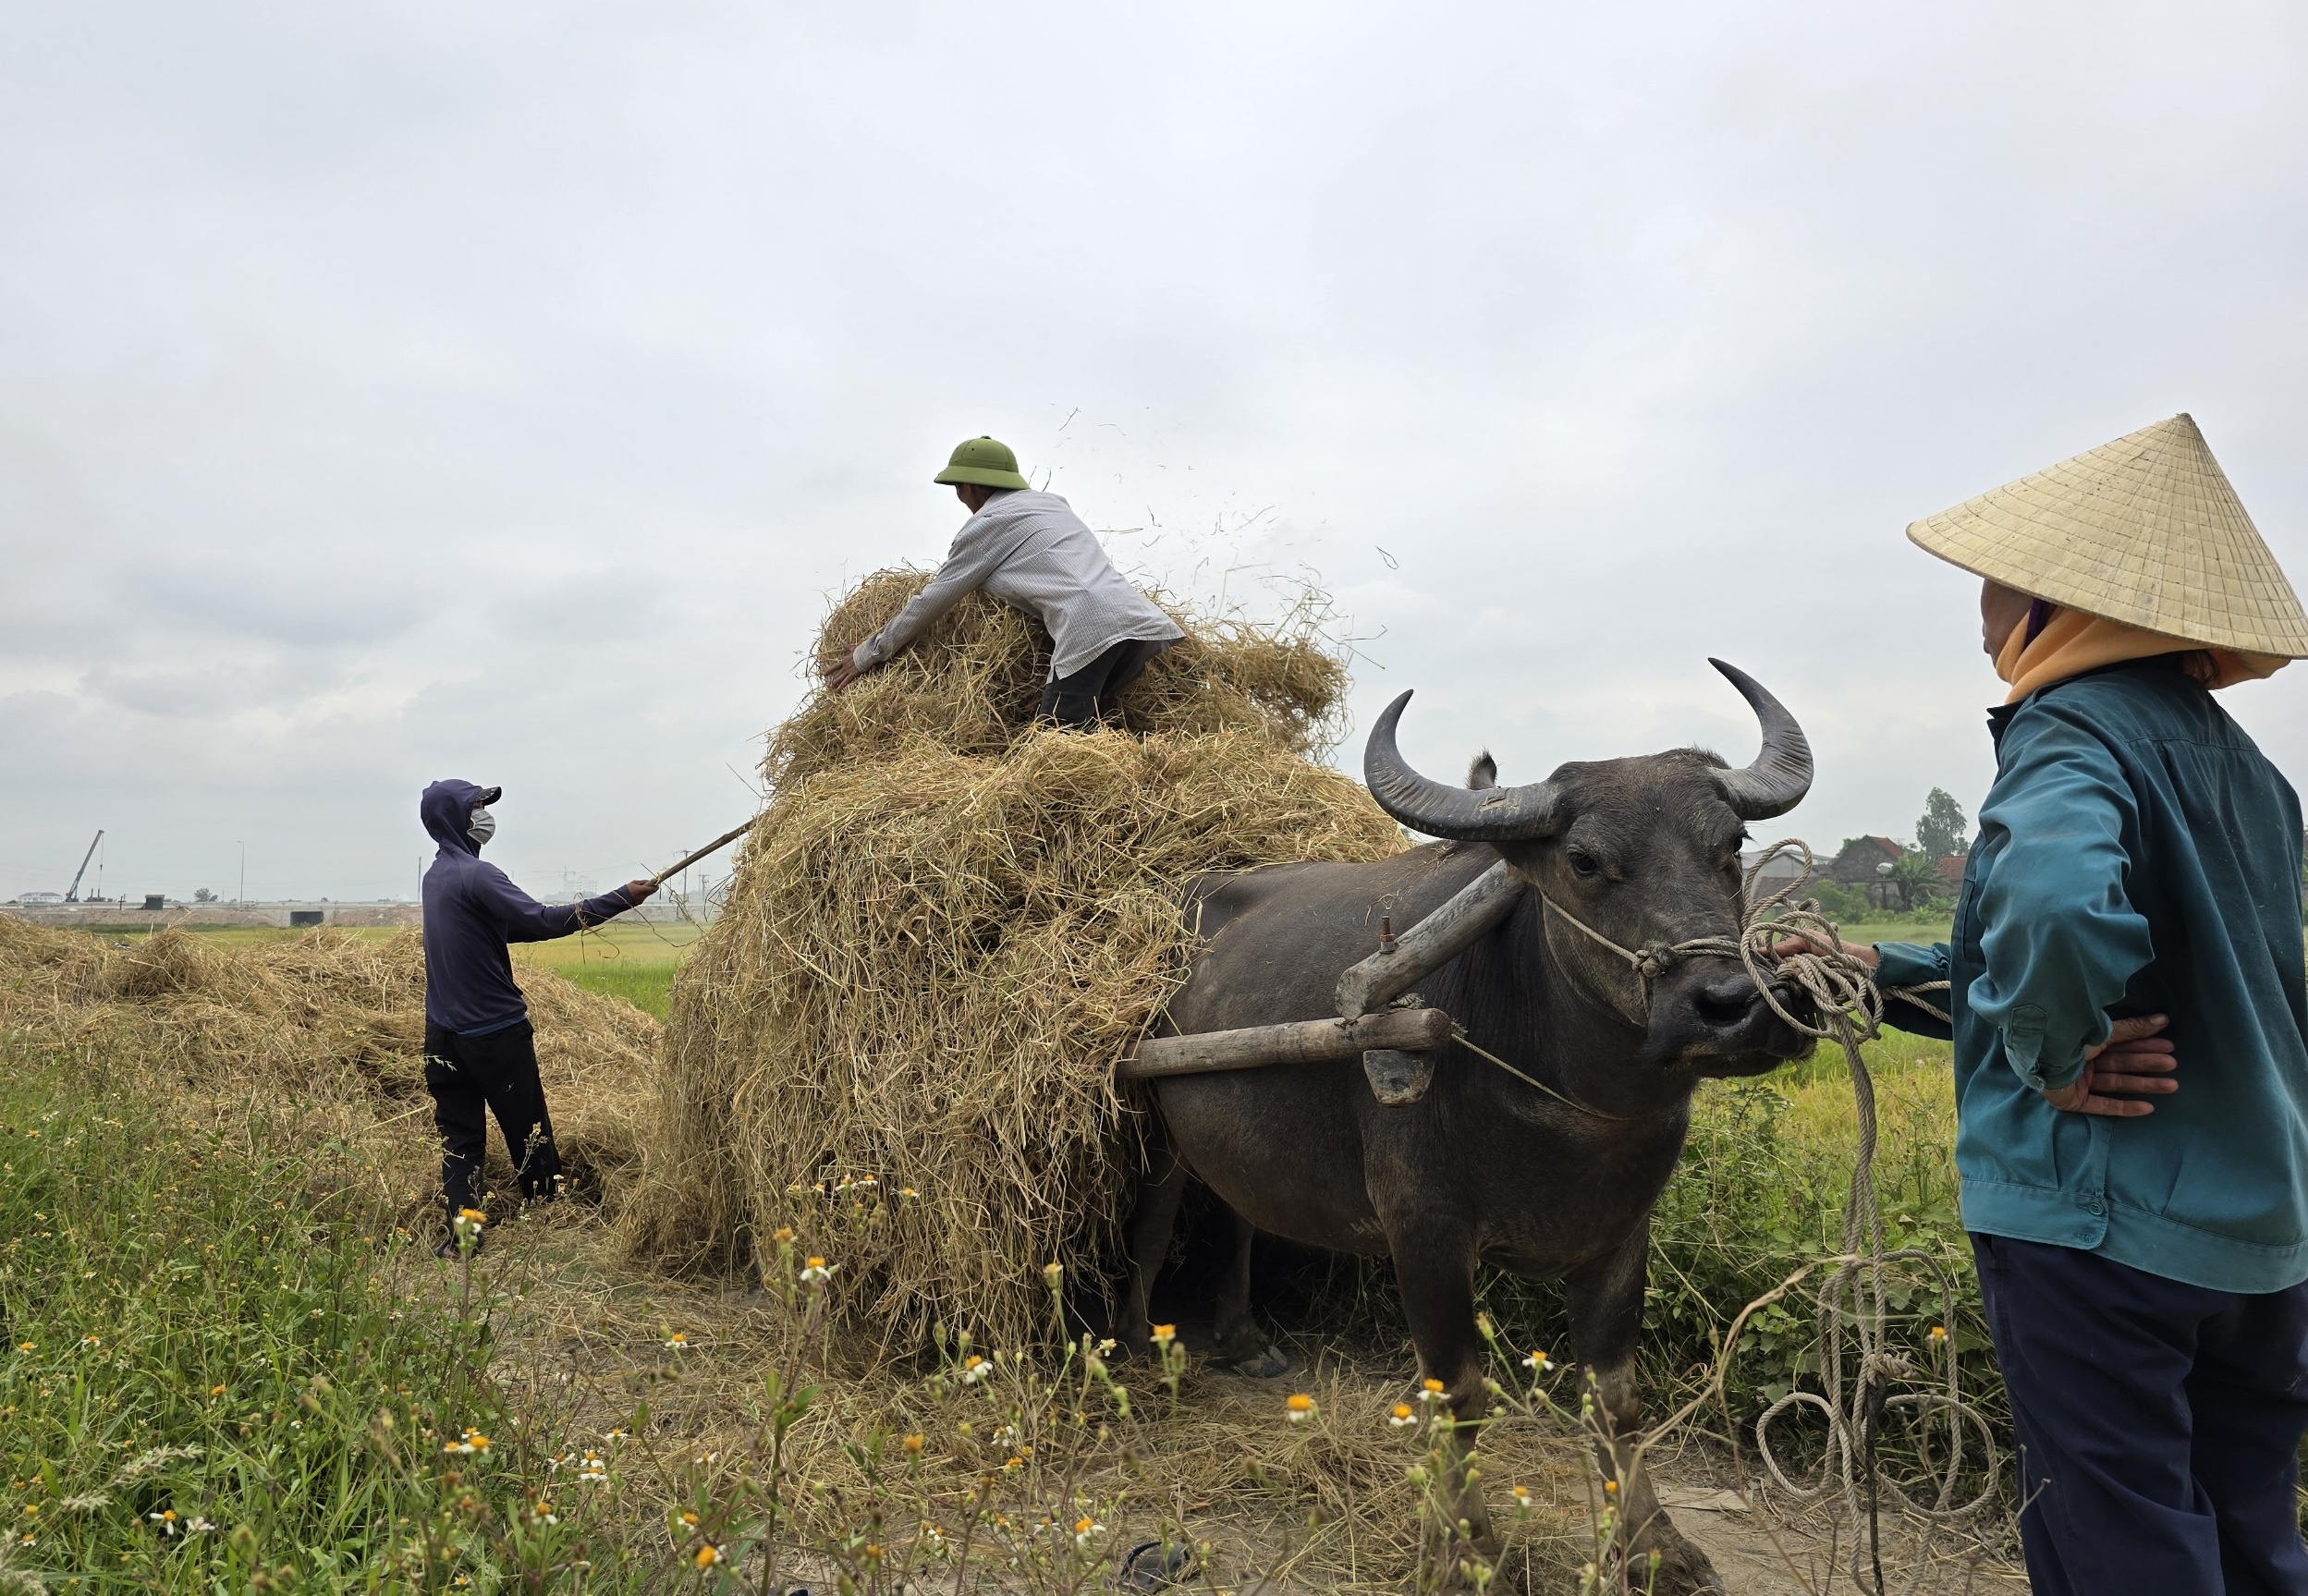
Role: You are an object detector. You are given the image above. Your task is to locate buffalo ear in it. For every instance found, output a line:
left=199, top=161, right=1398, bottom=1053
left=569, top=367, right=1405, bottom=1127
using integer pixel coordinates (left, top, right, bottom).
left=1466, top=752, right=1497, bottom=791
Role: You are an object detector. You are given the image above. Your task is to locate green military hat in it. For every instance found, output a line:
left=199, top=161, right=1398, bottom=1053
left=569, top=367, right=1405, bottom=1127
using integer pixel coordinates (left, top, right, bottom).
left=934, top=435, right=1031, bottom=491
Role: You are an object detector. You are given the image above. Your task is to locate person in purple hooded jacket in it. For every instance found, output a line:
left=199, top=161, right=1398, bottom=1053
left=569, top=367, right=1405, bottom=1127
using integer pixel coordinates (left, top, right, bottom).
left=419, top=778, right=655, bottom=1253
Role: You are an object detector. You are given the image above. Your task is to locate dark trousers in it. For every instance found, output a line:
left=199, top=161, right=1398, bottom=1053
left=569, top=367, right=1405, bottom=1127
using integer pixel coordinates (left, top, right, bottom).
left=422, top=1019, right=561, bottom=1228
left=1037, top=637, right=1171, bottom=729
left=1971, top=1231, right=2308, bottom=1595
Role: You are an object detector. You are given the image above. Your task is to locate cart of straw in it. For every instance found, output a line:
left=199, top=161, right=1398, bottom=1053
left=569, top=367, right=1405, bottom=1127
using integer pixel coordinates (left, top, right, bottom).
left=617, top=570, right=1407, bottom=1354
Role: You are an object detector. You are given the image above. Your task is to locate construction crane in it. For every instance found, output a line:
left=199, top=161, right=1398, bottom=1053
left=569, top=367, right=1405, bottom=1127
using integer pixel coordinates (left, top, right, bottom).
left=64, top=829, right=103, bottom=903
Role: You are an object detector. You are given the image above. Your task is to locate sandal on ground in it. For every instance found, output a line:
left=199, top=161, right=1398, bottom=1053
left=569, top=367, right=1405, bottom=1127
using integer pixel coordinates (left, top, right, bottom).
left=1114, top=1540, right=1195, bottom=1592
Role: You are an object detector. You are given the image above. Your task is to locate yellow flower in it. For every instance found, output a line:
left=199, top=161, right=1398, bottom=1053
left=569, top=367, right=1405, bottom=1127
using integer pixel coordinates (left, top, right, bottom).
left=457, top=1207, right=487, bottom=1226
left=1604, top=1479, right=1618, bottom=1496
left=1285, top=1393, right=1316, bottom=1424
left=903, top=1433, right=925, bottom=1455
left=665, top=1332, right=690, bottom=1350
left=680, top=1511, right=699, bottom=1527
left=1422, top=1377, right=1445, bottom=1394
left=1150, top=1323, right=1177, bottom=1345
left=1521, top=1349, right=1553, bottom=1374
left=772, top=1226, right=794, bottom=1245
left=1387, top=1403, right=1416, bottom=1430
left=210, top=1385, right=226, bottom=1396
left=1929, top=1325, right=1948, bottom=1342
left=695, top=1543, right=720, bottom=1569
left=800, top=1256, right=834, bottom=1285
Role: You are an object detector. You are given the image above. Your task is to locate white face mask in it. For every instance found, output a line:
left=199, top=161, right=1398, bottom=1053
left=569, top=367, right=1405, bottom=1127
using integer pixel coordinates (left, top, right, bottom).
left=467, top=805, right=496, bottom=847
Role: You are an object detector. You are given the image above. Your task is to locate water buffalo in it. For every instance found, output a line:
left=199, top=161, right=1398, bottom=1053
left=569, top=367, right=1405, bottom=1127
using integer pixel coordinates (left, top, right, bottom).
left=1122, top=661, right=1817, bottom=1592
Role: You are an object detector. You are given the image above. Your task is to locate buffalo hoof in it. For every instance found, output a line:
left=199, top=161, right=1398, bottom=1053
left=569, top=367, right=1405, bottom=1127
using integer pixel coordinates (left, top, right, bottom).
left=1636, top=1527, right=1725, bottom=1596
left=1226, top=1345, right=1292, bottom=1379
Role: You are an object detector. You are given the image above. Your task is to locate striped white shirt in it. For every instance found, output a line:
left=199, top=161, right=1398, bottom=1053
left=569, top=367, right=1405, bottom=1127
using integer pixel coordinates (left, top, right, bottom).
left=853, top=490, right=1183, bottom=680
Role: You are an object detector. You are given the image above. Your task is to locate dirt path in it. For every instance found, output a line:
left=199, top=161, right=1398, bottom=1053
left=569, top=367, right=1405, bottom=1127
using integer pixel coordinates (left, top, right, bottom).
left=481, top=1217, right=2025, bottom=1593
left=1654, top=1479, right=2025, bottom=1596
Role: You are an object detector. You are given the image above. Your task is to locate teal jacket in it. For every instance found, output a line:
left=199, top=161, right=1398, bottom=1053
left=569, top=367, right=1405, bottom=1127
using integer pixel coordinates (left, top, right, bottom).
left=1875, top=658, right=2308, bottom=1293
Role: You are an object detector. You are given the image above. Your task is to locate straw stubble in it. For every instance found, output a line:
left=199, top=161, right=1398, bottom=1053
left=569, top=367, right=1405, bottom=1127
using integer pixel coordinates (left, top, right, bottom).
left=0, top=919, right=657, bottom=1218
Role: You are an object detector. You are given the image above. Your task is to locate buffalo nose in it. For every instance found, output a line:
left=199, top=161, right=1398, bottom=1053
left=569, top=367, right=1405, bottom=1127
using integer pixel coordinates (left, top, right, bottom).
left=1692, top=975, right=1761, bottom=1029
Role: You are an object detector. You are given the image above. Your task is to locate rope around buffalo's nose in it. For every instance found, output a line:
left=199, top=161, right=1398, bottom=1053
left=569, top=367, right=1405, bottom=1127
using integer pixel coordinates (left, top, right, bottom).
left=1532, top=841, right=1997, bottom=1595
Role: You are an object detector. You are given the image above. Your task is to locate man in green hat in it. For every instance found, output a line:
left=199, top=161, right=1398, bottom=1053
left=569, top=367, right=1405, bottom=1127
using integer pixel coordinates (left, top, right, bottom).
left=824, top=436, right=1184, bottom=727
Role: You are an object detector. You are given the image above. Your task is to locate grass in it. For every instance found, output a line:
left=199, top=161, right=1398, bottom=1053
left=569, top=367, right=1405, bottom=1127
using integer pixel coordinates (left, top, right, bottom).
left=1840, top=915, right=1956, bottom=949
left=0, top=1046, right=522, bottom=1590
left=0, top=1024, right=1608, bottom=1594
left=511, top=922, right=704, bottom=1021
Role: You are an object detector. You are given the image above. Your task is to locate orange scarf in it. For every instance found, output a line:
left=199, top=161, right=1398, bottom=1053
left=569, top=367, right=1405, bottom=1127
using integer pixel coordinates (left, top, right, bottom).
left=1995, top=605, right=2290, bottom=703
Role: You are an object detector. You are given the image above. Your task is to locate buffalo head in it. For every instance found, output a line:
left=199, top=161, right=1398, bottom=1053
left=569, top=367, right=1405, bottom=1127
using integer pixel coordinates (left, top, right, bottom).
left=1363, top=660, right=1816, bottom=1078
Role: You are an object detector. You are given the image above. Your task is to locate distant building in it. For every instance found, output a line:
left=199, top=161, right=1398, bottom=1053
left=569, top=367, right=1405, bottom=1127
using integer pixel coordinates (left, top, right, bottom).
left=1825, top=836, right=1904, bottom=886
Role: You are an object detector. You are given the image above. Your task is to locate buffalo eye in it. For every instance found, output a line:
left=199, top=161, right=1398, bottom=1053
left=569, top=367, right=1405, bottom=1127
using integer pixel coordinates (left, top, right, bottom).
left=1565, top=847, right=1602, bottom=880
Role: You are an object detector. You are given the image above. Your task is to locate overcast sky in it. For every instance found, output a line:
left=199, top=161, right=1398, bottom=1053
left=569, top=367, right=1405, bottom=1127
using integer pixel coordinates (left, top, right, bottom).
left=5, top=1, right=2306, bottom=902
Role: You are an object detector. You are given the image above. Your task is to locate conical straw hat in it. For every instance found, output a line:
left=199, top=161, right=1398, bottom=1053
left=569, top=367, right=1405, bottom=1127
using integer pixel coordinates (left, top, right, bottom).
left=1907, top=413, right=2308, bottom=656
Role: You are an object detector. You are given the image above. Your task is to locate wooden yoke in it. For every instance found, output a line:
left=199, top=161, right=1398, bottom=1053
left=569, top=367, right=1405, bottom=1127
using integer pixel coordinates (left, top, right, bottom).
left=1119, top=1007, right=1452, bottom=1082
left=1333, top=860, right=1521, bottom=1019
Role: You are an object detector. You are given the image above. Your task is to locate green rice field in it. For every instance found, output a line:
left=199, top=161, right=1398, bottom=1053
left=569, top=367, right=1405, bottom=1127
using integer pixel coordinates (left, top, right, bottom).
left=66, top=918, right=706, bottom=1019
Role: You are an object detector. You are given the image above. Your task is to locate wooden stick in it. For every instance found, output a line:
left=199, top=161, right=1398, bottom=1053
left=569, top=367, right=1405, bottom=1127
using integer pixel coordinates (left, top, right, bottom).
left=649, top=820, right=757, bottom=888
left=1119, top=1006, right=1452, bottom=1081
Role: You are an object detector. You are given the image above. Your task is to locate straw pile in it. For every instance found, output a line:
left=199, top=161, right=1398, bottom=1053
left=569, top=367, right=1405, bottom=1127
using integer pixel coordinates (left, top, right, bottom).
left=0, top=918, right=658, bottom=1216
left=620, top=568, right=1404, bottom=1351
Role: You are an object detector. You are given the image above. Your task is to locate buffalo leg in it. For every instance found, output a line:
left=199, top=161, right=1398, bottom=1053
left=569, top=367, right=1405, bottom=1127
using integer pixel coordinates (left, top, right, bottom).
left=1213, top=1210, right=1289, bottom=1377
left=1390, top=1229, right=1498, bottom=1578
left=1563, top=1225, right=1721, bottom=1594
left=1120, top=1147, right=1189, bottom=1350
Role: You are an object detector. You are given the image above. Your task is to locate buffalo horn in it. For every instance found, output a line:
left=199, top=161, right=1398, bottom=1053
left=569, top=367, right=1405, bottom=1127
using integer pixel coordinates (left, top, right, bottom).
left=1362, top=691, right=1565, bottom=841
left=1705, top=658, right=1813, bottom=819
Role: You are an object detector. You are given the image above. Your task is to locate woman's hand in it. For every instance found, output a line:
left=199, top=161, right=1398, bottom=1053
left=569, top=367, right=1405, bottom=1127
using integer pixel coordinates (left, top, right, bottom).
left=1771, top=935, right=1880, bottom=970
left=2042, top=1015, right=2177, bottom=1116
left=824, top=656, right=863, bottom=693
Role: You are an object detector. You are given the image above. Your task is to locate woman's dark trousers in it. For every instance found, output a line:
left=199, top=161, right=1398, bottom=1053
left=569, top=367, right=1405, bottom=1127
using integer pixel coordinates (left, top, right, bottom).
left=1971, top=1231, right=2308, bottom=1594
left=422, top=1019, right=562, bottom=1229
left=1037, top=637, right=1170, bottom=728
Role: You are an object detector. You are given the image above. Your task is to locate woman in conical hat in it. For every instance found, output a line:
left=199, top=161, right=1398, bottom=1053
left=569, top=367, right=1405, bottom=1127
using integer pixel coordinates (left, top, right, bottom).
left=1833, top=415, right=2308, bottom=1593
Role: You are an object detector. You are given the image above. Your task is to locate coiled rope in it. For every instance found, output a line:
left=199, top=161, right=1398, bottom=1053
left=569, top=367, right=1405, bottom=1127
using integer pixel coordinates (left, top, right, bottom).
left=1517, top=841, right=1997, bottom=1595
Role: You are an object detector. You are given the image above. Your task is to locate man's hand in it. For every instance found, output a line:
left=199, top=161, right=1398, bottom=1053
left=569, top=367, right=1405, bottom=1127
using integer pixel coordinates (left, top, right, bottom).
left=2042, top=1015, right=2176, bottom=1116
left=624, top=878, right=659, bottom=904
left=824, top=655, right=863, bottom=693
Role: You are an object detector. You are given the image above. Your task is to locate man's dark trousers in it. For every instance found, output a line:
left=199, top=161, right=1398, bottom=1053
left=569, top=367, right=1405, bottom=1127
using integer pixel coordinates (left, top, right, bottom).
left=1971, top=1231, right=2308, bottom=1594
left=1037, top=637, right=1169, bottom=729
left=423, top=1019, right=561, bottom=1226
